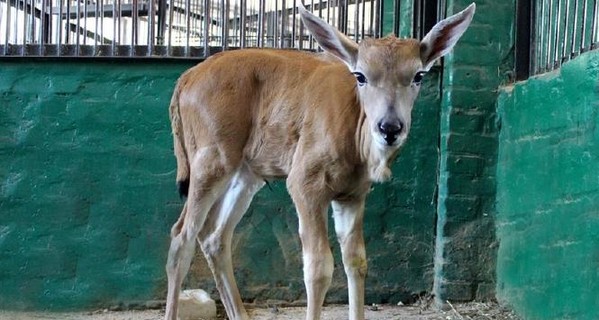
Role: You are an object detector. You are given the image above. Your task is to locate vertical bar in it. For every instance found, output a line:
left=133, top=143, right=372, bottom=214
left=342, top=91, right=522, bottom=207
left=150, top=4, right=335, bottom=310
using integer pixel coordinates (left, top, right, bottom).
left=308, top=0, right=314, bottom=48
left=291, top=0, right=297, bottom=48
left=570, top=0, right=578, bottom=58
left=515, top=0, right=532, bottom=80
left=232, top=1, right=239, bottom=47
left=23, top=0, right=28, bottom=46
left=76, top=0, right=81, bottom=52
left=30, top=0, right=36, bottom=43
left=112, top=0, right=116, bottom=52
left=240, top=0, right=246, bottom=48
left=83, top=0, right=88, bottom=45
left=203, top=0, right=211, bottom=56
left=360, top=0, right=366, bottom=39
left=58, top=0, right=63, bottom=53
left=133, top=0, right=139, bottom=48
left=185, top=0, right=190, bottom=56
left=393, top=0, right=401, bottom=36
left=299, top=2, right=304, bottom=49
left=224, top=0, right=230, bottom=48
left=168, top=0, right=174, bottom=53
left=148, top=0, right=155, bottom=55
left=354, top=0, right=360, bottom=41
left=591, top=0, right=598, bottom=46
left=47, top=0, right=54, bottom=45
left=332, top=0, right=337, bottom=29
left=581, top=0, right=588, bottom=50
left=337, top=0, right=343, bottom=31
left=553, top=0, right=562, bottom=68
left=318, top=0, right=322, bottom=20
left=326, top=0, right=330, bottom=25
left=274, top=0, right=279, bottom=47
left=536, top=0, right=546, bottom=73
left=545, top=0, right=553, bottom=70
left=221, top=0, right=226, bottom=48
left=369, top=0, right=374, bottom=37
left=5, top=0, right=11, bottom=54
left=438, top=0, right=447, bottom=20
left=257, top=0, right=264, bottom=47
left=413, top=0, right=421, bottom=39
left=100, top=0, right=104, bottom=46
left=95, top=0, right=100, bottom=49
left=13, top=0, right=19, bottom=44
left=40, top=0, right=46, bottom=45
left=280, top=0, right=286, bottom=47
left=561, top=0, right=570, bottom=62
left=40, top=0, right=46, bottom=53
left=342, top=0, right=349, bottom=33
left=158, top=0, right=167, bottom=45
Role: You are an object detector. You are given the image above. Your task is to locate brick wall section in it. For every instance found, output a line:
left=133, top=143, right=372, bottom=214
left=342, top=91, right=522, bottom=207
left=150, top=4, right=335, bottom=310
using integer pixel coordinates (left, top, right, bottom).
left=496, top=50, right=599, bottom=320
left=434, top=0, right=515, bottom=302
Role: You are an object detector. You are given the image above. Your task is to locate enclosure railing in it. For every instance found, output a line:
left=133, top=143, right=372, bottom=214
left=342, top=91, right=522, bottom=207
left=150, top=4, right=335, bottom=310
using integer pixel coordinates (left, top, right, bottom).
left=0, top=0, right=440, bottom=58
left=516, top=0, right=599, bottom=79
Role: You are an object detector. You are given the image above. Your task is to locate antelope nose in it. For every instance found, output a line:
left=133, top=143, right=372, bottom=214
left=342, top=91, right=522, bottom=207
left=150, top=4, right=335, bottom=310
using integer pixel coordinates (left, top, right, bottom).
left=378, top=119, right=403, bottom=145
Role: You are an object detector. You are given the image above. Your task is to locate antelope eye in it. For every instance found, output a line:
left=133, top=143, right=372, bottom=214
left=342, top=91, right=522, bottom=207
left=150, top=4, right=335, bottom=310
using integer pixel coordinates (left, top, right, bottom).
left=413, top=71, right=427, bottom=85
left=352, top=72, right=368, bottom=86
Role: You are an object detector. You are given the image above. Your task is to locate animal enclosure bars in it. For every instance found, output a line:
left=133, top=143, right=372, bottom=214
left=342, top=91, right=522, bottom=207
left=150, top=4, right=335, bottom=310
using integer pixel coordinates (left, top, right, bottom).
left=516, top=0, right=599, bottom=79
left=0, top=0, right=440, bottom=57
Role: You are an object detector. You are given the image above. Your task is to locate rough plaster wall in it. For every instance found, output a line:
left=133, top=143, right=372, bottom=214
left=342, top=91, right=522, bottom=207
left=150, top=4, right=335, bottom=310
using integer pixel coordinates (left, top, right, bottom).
left=0, top=61, right=190, bottom=310
left=0, top=61, right=441, bottom=310
left=496, top=50, right=599, bottom=320
left=434, top=0, right=515, bottom=302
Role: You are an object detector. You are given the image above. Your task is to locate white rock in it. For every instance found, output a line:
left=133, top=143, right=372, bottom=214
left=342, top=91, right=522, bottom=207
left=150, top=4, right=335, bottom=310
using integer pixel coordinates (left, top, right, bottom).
left=178, top=289, right=217, bottom=320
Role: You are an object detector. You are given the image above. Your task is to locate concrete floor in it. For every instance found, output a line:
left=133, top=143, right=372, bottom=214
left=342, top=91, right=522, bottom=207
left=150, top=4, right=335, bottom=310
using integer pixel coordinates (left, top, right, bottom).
left=0, top=302, right=520, bottom=320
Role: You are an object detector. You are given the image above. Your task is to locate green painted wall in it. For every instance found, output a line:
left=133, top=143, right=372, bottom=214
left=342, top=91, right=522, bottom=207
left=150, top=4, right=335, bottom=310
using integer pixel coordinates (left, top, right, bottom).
left=0, top=60, right=441, bottom=310
left=496, top=50, right=599, bottom=320
left=0, top=61, right=191, bottom=310
left=434, top=0, right=515, bottom=302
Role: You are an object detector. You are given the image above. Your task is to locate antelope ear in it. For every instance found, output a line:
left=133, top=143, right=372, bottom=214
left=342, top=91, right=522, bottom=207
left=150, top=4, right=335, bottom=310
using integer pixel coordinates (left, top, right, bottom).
left=298, top=2, right=359, bottom=68
left=420, top=3, right=475, bottom=70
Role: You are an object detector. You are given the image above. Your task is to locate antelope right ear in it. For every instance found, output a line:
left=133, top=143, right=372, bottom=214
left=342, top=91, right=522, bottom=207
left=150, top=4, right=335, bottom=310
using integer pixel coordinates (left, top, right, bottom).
left=298, top=2, right=359, bottom=68
left=420, top=3, right=475, bottom=70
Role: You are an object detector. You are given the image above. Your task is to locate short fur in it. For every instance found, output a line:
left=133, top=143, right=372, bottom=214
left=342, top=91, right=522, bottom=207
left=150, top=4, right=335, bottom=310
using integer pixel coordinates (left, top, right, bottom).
left=165, top=4, right=475, bottom=320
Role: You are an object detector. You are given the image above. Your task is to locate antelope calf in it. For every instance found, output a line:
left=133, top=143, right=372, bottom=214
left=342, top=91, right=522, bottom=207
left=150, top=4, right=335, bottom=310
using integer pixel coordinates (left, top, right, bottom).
left=166, top=3, right=474, bottom=320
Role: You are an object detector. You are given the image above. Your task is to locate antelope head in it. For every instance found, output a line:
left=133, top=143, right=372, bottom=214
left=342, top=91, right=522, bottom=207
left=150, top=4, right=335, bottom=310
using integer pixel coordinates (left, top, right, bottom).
left=299, top=3, right=475, bottom=181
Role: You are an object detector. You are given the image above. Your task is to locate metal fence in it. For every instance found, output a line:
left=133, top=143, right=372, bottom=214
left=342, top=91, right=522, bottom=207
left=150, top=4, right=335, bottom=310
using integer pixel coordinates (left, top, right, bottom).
left=0, top=0, right=416, bottom=57
left=516, top=0, right=599, bottom=79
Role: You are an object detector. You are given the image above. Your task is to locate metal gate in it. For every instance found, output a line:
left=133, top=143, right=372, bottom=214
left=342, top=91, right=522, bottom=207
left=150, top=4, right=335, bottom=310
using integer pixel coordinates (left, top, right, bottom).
left=0, top=0, right=443, bottom=57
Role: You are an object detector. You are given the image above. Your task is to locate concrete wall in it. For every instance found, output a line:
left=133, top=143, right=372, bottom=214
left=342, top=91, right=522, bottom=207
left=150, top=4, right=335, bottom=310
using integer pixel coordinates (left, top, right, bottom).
left=496, top=50, right=599, bottom=319
left=0, top=60, right=442, bottom=310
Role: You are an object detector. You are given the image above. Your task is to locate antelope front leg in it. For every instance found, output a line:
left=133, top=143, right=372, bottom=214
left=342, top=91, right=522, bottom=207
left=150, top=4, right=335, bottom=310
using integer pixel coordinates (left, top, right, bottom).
left=290, top=190, right=334, bottom=320
left=332, top=199, right=367, bottom=320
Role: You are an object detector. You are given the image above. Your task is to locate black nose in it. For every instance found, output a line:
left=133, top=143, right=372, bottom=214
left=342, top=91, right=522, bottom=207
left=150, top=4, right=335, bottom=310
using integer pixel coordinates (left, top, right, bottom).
left=378, top=119, right=403, bottom=145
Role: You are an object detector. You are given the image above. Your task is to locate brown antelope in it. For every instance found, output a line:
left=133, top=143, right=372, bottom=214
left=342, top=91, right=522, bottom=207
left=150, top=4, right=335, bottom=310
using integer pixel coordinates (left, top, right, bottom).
left=165, top=3, right=475, bottom=320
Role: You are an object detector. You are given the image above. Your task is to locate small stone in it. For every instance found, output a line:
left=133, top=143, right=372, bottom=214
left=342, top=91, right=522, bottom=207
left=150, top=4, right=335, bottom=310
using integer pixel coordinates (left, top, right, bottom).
left=397, top=301, right=404, bottom=306
left=178, top=289, right=217, bottom=320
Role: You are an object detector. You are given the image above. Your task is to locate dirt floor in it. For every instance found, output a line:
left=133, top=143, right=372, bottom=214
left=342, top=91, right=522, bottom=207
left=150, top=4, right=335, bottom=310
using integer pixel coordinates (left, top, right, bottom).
left=0, top=302, right=520, bottom=320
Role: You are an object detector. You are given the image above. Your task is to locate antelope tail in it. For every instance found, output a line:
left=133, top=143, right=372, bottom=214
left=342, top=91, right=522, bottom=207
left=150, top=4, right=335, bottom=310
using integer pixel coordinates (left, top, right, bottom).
left=169, top=79, right=190, bottom=198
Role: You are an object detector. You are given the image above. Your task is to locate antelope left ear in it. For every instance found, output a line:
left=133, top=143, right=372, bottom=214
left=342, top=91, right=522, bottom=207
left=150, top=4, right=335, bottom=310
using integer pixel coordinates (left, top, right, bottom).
left=298, top=2, right=359, bottom=68
left=420, top=3, right=475, bottom=70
